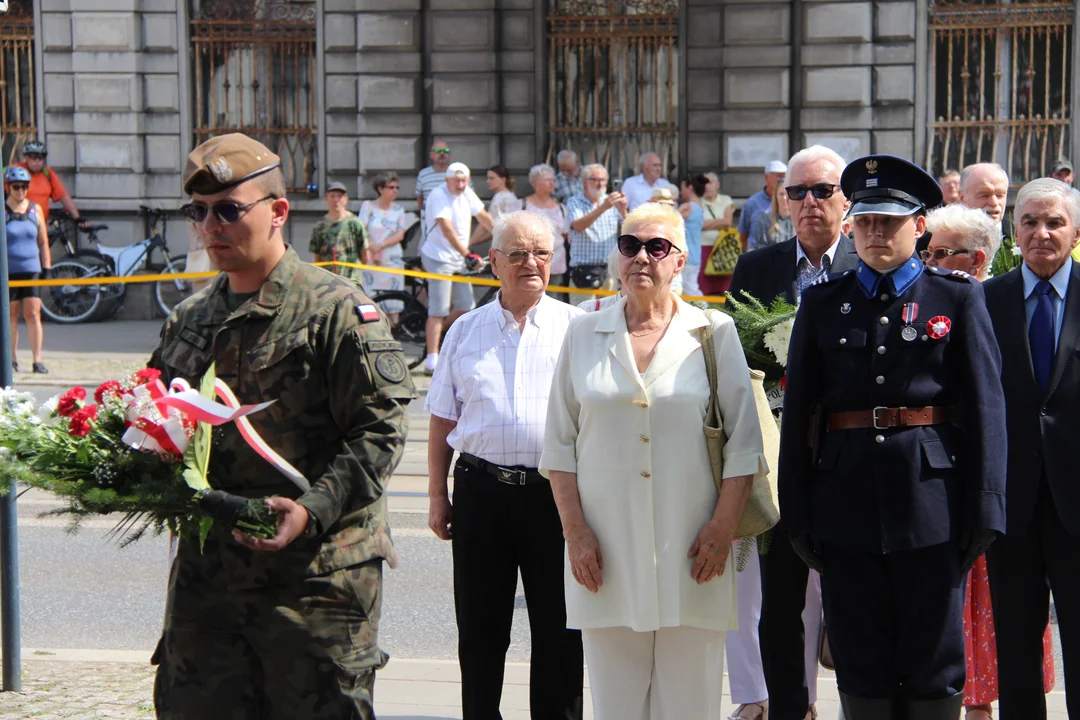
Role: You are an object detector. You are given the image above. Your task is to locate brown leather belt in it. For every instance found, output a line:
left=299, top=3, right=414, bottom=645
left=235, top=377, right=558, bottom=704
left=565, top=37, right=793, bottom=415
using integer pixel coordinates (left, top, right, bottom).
left=827, top=406, right=952, bottom=432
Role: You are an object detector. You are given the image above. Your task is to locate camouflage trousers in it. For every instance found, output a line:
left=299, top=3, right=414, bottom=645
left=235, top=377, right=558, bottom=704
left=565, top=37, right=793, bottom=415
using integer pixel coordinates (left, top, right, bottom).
left=152, top=540, right=388, bottom=720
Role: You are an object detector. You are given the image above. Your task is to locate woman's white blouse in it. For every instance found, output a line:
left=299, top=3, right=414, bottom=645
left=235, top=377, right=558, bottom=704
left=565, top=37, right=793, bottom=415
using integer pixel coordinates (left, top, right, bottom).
left=540, top=294, right=768, bottom=632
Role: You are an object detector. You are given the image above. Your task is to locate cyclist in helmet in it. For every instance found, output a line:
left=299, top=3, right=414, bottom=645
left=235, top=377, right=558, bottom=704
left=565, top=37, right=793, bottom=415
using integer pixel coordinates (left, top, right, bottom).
left=4, top=165, right=51, bottom=373
left=12, top=139, right=90, bottom=228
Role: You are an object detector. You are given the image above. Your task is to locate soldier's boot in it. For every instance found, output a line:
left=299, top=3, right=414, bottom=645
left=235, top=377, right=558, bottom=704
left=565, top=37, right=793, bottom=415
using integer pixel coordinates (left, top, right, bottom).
left=903, top=694, right=963, bottom=720
left=838, top=691, right=900, bottom=720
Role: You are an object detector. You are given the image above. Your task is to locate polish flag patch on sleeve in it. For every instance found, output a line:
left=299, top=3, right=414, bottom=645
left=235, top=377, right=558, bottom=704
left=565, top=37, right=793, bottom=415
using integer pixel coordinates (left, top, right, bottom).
left=356, top=304, right=381, bottom=323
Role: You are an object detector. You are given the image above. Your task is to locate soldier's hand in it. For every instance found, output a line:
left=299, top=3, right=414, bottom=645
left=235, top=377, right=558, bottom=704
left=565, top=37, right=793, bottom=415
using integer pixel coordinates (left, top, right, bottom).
left=429, top=495, right=453, bottom=540
left=566, top=523, right=603, bottom=593
left=688, top=519, right=732, bottom=584
left=790, top=531, right=825, bottom=573
left=231, top=496, right=309, bottom=552
left=960, top=529, right=998, bottom=573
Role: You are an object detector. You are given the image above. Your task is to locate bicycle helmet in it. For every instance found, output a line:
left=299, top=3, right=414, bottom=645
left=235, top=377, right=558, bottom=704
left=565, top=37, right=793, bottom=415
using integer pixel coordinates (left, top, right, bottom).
left=4, top=166, right=31, bottom=183
left=22, top=140, right=46, bottom=157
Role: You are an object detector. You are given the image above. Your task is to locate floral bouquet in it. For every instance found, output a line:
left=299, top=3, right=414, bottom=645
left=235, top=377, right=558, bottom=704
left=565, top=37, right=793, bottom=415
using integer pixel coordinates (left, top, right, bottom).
left=0, top=366, right=277, bottom=547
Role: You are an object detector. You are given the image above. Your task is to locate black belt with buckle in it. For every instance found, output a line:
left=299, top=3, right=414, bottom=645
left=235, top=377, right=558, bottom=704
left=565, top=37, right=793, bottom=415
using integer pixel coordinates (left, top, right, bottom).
left=458, top=453, right=547, bottom=486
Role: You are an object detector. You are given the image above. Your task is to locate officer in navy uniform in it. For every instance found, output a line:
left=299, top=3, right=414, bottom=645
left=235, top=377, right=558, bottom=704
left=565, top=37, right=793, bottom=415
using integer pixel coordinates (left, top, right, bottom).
left=778, top=155, right=1008, bottom=720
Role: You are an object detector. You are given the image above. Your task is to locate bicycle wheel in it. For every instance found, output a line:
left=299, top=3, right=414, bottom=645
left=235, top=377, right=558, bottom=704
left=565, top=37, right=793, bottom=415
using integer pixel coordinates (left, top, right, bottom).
left=71, top=250, right=125, bottom=319
left=154, top=254, right=196, bottom=318
left=39, top=259, right=105, bottom=324
left=372, top=291, right=427, bottom=370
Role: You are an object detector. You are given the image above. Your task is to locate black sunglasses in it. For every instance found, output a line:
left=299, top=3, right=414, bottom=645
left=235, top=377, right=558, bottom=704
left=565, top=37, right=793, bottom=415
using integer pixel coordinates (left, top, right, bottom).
left=785, top=183, right=841, bottom=201
left=9, top=184, right=28, bottom=191
left=617, top=235, right=679, bottom=260
left=181, top=195, right=276, bottom=224
left=920, top=248, right=970, bottom=262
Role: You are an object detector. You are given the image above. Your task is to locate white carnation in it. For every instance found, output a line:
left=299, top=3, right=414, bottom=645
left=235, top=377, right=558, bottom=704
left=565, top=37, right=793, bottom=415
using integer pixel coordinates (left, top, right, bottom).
left=763, top=318, right=795, bottom=367
left=1012, top=245, right=1022, bottom=256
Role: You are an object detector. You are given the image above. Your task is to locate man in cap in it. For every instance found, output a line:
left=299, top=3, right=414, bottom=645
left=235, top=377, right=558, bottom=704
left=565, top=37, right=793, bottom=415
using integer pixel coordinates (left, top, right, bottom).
left=420, top=161, right=494, bottom=373
left=309, top=180, right=370, bottom=287
left=1052, top=159, right=1074, bottom=186
left=149, top=133, right=416, bottom=720
left=738, top=160, right=788, bottom=250
left=779, top=155, right=1007, bottom=719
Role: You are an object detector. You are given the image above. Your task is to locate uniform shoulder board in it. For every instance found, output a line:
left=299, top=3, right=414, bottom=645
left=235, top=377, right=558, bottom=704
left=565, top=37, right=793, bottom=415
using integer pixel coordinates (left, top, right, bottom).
left=927, top=265, right=975, bottom=282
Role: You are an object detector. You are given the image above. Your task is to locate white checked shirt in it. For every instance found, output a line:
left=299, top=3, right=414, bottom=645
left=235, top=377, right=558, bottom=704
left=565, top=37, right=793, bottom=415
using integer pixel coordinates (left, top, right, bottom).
left=425, top=294, right=584, bottom=468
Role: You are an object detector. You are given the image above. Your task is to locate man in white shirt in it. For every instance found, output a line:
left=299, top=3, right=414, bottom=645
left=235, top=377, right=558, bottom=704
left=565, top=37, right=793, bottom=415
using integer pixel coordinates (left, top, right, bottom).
left=621, top=152, right=675, bottom=211
left=426, top=211, right=585, bottom=720
left=420, top=162, right=493, bottom=372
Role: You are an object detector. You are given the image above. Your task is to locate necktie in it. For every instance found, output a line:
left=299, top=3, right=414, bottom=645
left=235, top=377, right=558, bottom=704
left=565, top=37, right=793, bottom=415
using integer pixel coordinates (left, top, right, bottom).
left=1029, top=279, right=1055, bottom=394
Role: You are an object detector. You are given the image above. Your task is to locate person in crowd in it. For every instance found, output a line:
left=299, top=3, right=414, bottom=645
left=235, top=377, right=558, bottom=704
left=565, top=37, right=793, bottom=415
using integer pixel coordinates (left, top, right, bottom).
left=678, top=173, right=707, bottom=298
left=983, top=178, right=1080, bottom=720
left=702, top=172, right=735, bottom=249
left=780, top=155, right=1007, bottom=720
left=419, top=162, right=494, bottom=373
left=960, top=163, right=1010, bottom=225
left=426, top=211, right=585, bottom=720
left=748, top=185, right=794, bottom=251
left=309, top=181, right=369, bottom=287
left=923, top=203, right=1057, bottom=720
left=622, top=152, right=676, bottom=211
left=5, top=165, right=51, bottom=374
left=555, top=149, right=584, bottom=203
left=12, top=140, right=89, bottom=226
left=523, top=163, right=569, bottom=299
left=359, top=171, right=412, bottom=323
left=541, top=201, right=767, bottom=720
left=939, top=169, right=962, bottom=205
left=1051, top=159, right=1074, bottom=186
left=566, top=163, right=627, bottom=295
left=416, top=139, right=453, bottom=214
left=471, top=165, right=522, bottom=245
left=578, top=248, right=623, bottom=313
left=738, top=160, right=788, bottom=250
left=150, top=133, right=415, bottom=720
left=728, top=145, right=859, bottom=720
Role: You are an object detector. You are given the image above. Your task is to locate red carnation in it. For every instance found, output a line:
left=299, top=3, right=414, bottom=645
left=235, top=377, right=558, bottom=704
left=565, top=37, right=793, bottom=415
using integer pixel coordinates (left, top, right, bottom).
left=133, top=368, right=162, bottom=385
left=94, top=380, right=123, bottom=405
left=56, top=387, right=88, bottom=418
left=67, top=405, right=98, bottom=437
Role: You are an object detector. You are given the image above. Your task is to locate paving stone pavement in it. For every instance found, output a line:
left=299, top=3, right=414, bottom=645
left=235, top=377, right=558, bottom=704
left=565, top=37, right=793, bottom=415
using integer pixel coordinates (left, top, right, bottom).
left=0, top=660, right=155, bottom=719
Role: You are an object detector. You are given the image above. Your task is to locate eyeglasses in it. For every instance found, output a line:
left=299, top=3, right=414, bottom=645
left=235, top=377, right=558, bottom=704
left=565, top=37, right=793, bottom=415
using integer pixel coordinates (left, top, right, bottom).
left=617, top=235, right=679, bottom=260
left=919, top=248, right=970, bottom=262
left=585, top=177, right=608, bottom=184
left=385, top=185, right=400, bottom=190
left=785, top=184, right=841, bottom=201
left=432, top=148, right=451, bottom=154
left=181, top=195, right=276, bottom=224
left=9, top=184, right=28, bottom=191
left=494, top=248, right=554, bottom=266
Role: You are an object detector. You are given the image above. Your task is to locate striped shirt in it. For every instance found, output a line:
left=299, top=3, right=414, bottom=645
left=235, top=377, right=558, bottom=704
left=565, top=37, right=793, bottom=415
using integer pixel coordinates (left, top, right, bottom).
left=425, top=293, right=584, bottom=468
left=417, top=166, right=447, bottom=204
left=565, top=192, right=622, bottom=267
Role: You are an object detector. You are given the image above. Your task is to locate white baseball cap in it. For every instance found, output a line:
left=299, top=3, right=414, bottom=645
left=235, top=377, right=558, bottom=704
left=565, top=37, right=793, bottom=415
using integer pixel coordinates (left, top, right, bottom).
left=766, top=160, right=788, bottom=174
left=446, top=162, right=471, bottom=178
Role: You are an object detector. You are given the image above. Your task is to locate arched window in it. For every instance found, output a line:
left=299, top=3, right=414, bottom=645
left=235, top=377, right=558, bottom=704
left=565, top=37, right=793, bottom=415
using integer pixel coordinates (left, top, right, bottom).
left=190, top=0, right=318, bottom=194
left=0, top=0, right=37, bottom=165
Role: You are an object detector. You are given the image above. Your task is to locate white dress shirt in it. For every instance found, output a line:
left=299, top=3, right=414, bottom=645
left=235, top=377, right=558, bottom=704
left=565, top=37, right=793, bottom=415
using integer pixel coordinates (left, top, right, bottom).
left=621, top=174, right=675, bottom=211
left=426, top=293, right=584, bottom=467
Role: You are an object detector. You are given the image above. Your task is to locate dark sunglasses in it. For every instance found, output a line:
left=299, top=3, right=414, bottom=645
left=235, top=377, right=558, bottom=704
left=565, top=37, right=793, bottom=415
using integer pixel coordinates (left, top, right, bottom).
left=920, top=247, right=970, bottom=262
left=385, top=184, right=400, bottom=190
left=617, top=235, right=679, bottom=260
left=432, top=148, right=451, bottom=154
left=181, top=195, right=276, bottom=224
left=785, top=183, right=841, bottom=201
left=24, top=154, right=44, bottom=160
left=9, top=184, right=28, bottom=191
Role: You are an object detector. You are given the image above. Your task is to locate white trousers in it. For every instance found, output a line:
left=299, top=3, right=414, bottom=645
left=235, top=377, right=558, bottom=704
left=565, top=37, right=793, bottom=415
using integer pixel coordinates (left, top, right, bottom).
left=724, top=540, right=824, bottom=705
left=582, top=626, right=726, bottom=720
left=680, top=263, right=702, bottom=298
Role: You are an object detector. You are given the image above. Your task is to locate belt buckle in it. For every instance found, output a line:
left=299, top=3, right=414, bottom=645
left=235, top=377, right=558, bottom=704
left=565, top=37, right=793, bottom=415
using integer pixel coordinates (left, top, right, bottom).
left=872, top=406, right=889, bottom=430
left=497, top=467, right=527, bottom=486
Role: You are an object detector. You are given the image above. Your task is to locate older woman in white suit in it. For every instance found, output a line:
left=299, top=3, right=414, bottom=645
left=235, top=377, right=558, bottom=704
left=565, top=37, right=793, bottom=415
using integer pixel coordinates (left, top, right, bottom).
left=540, top=202, right=769, bottom=720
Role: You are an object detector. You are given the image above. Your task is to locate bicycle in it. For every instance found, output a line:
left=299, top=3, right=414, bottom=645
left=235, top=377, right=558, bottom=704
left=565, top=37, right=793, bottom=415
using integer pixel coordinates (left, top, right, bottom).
left=41, top=206, right=194, bottom=324
left=370, top=256, right=498, bottom=369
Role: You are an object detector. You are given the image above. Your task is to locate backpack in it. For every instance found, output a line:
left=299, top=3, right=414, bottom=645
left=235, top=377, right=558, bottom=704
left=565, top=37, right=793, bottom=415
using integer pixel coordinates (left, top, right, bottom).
left=5, top=203, right=38, bottom=228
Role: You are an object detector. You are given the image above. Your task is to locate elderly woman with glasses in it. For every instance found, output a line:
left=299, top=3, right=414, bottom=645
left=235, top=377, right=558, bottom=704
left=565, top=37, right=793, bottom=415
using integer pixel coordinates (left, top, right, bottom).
left=541, top=203, right=768, bottom=720
left=922, top=204, right=1002, bottom=282
left=524, top=163, right=570, bottom=298
left=359, top=171, right=413, bottom=322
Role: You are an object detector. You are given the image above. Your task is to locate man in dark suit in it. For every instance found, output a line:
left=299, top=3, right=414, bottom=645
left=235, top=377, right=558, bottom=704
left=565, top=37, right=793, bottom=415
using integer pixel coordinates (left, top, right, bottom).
left=728, top=144, right=859, bottom=720
left=983, top=178, right=1080, bottom=720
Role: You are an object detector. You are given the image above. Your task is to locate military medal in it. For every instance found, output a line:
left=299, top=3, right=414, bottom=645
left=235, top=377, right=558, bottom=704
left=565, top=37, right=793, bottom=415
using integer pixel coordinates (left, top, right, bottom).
left=927, top=315, right=952, bottom=339
left=901, top=302, right=919, bottom=341
left=841, top=303, right=851, bottom=315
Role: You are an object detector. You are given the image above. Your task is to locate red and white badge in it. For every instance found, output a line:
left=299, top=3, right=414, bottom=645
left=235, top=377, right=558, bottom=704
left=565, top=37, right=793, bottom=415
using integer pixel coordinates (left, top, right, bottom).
left=927, top=315, right=952, bottom=339
left=356, top=304, right=380, bottom=323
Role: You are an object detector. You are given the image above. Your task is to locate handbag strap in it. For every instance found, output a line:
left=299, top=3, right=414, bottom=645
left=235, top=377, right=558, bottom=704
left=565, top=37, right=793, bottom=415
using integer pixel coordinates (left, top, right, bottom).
left=699, top=310, right=722, bottom=427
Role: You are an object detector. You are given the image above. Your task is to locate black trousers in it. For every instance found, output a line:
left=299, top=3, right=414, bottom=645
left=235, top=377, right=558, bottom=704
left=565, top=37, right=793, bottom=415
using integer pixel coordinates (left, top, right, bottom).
left=759, top=521, right=814, bottom=720
left=987, top=485, right=1080, bottom=720
left=451, top=459, right=584, bottom=720
left=820, top=542, right=965, bottom=700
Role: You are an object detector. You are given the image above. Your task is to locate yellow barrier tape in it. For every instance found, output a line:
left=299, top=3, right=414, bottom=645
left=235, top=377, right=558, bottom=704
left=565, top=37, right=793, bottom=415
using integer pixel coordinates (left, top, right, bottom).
left=8, top=259, right=727, bottom=303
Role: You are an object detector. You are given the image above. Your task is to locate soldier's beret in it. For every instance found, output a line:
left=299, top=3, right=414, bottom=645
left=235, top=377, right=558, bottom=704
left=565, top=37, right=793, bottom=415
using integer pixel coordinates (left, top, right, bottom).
left=183, top=133, right=281, bottom=196
left=841, top=155, right=943, bottom=219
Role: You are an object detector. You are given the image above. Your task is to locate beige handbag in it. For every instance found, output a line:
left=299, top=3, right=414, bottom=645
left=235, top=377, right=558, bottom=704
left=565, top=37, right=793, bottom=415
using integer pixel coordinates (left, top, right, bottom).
left=699, top=311, right=781, bottom=538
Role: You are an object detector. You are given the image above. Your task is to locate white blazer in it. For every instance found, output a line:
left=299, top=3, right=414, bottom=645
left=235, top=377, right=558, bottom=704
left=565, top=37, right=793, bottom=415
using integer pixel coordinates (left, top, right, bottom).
left=540, top=293, right=768, bottom=633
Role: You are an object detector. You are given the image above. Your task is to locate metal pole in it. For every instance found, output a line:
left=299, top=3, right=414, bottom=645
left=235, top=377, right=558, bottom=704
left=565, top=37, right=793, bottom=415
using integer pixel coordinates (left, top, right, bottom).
left=0, top=48, right=24, bottom=686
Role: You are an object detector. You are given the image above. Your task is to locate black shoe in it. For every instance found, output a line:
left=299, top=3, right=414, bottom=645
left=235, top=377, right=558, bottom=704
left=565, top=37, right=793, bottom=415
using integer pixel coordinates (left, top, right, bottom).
left=32, top=362, right=48, bottom=374
left=10, top=361, right=17, bottom=373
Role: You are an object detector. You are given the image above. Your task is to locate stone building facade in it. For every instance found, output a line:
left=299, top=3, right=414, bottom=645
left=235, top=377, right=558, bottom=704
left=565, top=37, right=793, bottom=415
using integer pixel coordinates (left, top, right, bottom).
left=3, top=0, right=1078, bottom=248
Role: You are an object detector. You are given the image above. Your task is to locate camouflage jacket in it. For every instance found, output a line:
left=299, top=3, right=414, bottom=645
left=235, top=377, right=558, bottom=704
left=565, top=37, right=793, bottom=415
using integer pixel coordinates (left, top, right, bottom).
left=309, top=212, right=369, bottom=285
left=149, top=246, right=416, bottom=575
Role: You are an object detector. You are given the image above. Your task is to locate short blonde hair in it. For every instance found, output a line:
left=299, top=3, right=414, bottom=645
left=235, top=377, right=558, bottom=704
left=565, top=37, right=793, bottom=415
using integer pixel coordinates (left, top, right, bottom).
left=621, top=202, right=686, bottom=253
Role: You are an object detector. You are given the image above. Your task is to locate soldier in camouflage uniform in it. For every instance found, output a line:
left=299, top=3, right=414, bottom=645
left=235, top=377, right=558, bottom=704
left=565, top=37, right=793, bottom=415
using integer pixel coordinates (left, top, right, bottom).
left=309, top=180, right=370, bottom=286
left=149, top=133, right=416, bottom=720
